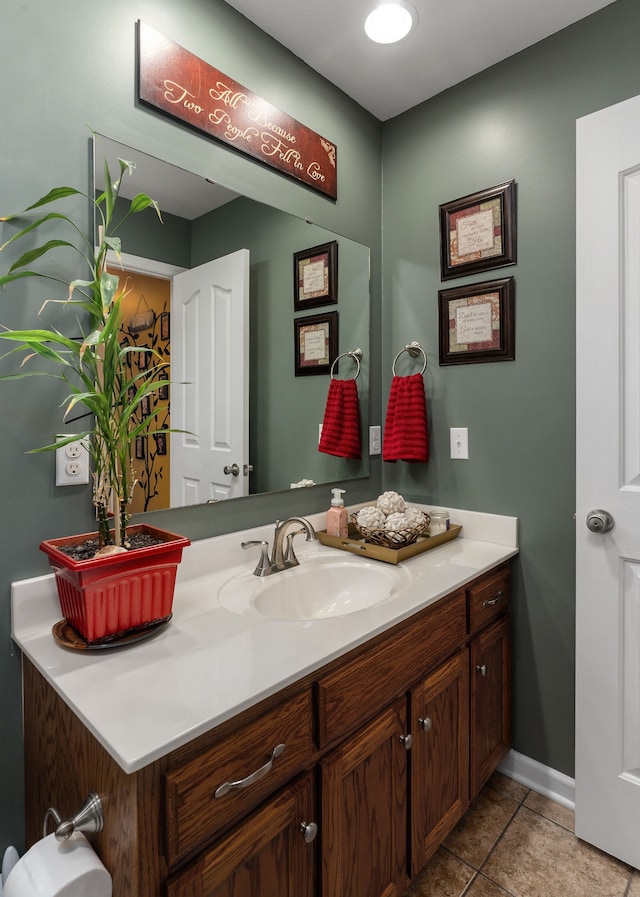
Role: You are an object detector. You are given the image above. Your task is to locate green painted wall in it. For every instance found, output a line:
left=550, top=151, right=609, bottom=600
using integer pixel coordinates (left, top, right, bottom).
left=381, top=0, right=640, bottom=777
left=0, top=0, right=382, bottom=853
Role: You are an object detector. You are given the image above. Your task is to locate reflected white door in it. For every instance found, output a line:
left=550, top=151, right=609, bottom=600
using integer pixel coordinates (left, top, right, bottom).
left=576, top=93, right=640, bottom=867
left=171, top=249, right=250, bottom=506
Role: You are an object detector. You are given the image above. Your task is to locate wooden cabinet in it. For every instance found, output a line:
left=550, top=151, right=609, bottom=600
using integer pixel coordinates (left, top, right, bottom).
left=470, top=616, right=511, bottom=798
left=22, top=562, right=511, bottom=897
left=320, top=699, right=409, bottom=897
left=409, top=649, right=470, bottom=874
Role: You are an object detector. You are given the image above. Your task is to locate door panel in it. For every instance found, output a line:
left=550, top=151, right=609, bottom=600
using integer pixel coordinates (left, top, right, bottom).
left=171, top=249, right=249, bottom=505
left=576, top=92, right=640, bottom=867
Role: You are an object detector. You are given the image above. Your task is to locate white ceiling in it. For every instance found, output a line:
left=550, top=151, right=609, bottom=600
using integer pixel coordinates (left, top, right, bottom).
left=223, top=0, right=617, bottom=121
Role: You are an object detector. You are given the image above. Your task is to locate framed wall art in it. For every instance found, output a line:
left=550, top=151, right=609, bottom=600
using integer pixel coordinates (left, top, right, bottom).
left=439, top=180, right=516, bottom=280
left=438, top=277, right=515, bottom=365
left=294, top=311, right=338, bottom=376
left=293, top=241, right=338, bottom=310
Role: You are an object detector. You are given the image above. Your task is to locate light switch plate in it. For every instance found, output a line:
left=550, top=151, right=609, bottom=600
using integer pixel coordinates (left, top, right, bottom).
left=369, top=425, right=381, bottom=455
left=450, top=427, right=469, bottom=460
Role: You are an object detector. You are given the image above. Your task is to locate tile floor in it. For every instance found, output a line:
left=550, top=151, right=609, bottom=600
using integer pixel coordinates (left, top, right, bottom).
left=403, top=772, right=640, bottom=897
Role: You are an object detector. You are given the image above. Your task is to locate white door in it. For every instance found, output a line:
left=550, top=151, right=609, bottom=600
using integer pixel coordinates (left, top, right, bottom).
left=576, top=93, right=640, bottom=867
left=171, top=249, right=250, bottom=506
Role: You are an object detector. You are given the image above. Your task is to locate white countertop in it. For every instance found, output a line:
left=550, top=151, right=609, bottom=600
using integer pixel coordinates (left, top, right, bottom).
left=11, top=505, right=518, bottom=774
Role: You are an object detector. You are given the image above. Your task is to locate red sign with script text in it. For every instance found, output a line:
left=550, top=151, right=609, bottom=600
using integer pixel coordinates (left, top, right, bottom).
left=137, top=22, right=338, bottom=200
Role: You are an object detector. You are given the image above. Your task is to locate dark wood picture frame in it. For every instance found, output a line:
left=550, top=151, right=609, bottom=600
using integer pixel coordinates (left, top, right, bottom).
left=293, top=241, right=338, bottom=310
left=158, top=373, right=169, bottom=401
left=154, top=432, right=167, bottom=456
left=294, top=311, right=338, bottom=376
left=160, top=311, right=171, bottom=341
left=438, top=277, right=515, bottom=365
left=439, top=180, right=516, bottom=280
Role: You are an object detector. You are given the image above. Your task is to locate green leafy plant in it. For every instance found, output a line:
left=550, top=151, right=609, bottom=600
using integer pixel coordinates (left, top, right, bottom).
left=0, top=156, right=171, bottom=551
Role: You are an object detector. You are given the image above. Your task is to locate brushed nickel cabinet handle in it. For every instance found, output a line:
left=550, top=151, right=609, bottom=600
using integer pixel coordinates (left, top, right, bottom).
left=400, top=733, right=413, bottom=750
left=482, top=591, right=503, bottom=607
left=476, top=664, right=487, bottom=677
left=419, top=716, right=432, bottom=732
left=214, top=743, right=286, bottom=798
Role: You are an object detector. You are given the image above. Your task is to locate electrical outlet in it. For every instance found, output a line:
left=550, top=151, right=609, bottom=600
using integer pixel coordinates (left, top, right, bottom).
left=369, top=425, right=381, bottom=455
left=56, top=435, right=90, bottom=486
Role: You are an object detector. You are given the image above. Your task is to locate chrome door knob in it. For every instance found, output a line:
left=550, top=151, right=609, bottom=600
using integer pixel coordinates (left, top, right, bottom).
left=586, top=509, right=614, bottom=534
left=223, top=463, right=240, bottom=476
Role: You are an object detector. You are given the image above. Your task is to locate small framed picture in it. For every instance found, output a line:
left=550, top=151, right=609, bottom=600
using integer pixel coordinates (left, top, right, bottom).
left=160, top=312, right=170, bottom=340
left=293, top=241, right=338, bottom=310
left=438, top=277, right=515, bottom=365
left=138, top=349, right=149, bottom=371
left=140, top=395, right=151, bottom=418
left=158, top=373, right=169, bottom=401
left=154, top=432, right=167, bottom=455
left=135, top=436, right=145, bottom=459
left=294, top=311, right=338, bottom=376
left=439, top=181, right=516, bottom=280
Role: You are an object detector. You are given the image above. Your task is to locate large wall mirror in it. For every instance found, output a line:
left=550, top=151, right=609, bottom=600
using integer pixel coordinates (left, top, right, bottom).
left=94, top=135, right=370, bottom=512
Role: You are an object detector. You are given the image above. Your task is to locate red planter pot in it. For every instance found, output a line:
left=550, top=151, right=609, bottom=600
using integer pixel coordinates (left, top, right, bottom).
left=40, top=524, right=190, bottom=644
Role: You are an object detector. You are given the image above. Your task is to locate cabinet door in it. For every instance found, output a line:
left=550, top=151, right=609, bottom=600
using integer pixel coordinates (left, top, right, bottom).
left=166, top=773, right=317, bottom=897
left=470, top=616, right=511, bottom=798
left=409, top=650, right=469, bottom=875
left=321, top=699, right=408, bottom=897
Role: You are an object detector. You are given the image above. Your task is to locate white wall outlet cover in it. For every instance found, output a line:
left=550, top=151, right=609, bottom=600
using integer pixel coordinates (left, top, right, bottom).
left=55, top=435, right=90, bottom=486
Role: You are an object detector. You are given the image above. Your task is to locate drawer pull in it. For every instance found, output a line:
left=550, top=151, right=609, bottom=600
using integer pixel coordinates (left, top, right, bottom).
left=419, top=716, right=432, bottom=732
left=482, top=591, right=503, bottom=608
left=300, top=821, right=318, bottom=843
left=214, top=743, right=286, bottom=798
left=476, top=664, right=487, bottom=677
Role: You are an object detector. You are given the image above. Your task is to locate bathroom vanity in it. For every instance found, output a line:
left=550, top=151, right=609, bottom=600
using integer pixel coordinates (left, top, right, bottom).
left=12, top=507, right=517, bottom=897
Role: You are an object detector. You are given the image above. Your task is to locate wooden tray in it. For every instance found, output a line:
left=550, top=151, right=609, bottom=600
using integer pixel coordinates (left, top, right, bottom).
left=317, top=523, right=462, bottom=565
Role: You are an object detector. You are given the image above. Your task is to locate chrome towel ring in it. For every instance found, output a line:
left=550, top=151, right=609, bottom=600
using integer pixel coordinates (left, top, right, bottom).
left=392, top=341, right=427, bottom=376
left=331, top=347, right=363, bottom=380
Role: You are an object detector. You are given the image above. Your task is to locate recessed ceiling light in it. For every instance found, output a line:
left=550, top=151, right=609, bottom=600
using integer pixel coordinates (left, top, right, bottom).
left=364, top=2, right=417, bottom=44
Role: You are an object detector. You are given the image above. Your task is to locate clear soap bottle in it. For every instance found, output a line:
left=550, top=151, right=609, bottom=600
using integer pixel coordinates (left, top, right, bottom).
left=327, top=488, right=348, bottom=538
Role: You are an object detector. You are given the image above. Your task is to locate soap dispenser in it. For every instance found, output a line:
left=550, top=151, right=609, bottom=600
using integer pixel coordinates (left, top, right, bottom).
left=327, top=488, right=348, bottom=538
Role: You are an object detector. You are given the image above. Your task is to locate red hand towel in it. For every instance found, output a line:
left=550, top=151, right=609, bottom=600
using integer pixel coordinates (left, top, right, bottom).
left=318, top=378, right=362, bottom=460
left=383, top=373, right=429, bottom=463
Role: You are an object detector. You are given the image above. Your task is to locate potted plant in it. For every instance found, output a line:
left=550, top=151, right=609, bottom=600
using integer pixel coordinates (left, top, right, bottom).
left=0, top=153, right=190, bottom=643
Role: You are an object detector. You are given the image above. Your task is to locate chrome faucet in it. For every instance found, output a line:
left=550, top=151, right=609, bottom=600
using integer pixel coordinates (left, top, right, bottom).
left=242, top=516, right=318, bottom=576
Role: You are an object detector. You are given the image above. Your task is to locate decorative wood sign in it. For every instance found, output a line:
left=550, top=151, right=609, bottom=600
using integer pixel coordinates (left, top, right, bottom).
left=137, top=21, right=338, bottom=199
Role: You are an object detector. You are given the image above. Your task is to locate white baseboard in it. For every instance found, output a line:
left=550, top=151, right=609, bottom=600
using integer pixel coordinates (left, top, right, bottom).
left=498, top=749, right=575, bottom=811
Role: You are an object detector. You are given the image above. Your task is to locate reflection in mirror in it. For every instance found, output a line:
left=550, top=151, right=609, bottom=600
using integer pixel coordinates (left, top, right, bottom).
left=94, top=135, right=370, bottom=511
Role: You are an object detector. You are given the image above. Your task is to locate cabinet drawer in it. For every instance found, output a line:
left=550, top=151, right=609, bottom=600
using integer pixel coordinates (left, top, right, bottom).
left=317, top=590, right=466, bottom=748
left=468, top=566, right=509, bottom=636
left=165, top=688, right=314, bottom=866
left=167, top=773, right=316, bottom=897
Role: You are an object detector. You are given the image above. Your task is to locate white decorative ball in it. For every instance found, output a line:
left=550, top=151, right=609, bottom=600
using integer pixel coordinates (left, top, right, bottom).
left=404, top=506, right=427, bottom=528
left=385, top=512, right=409, bottom=532
left=377, top=491, right=405, bottom=515
left=356, top=506, right=386, bottom=529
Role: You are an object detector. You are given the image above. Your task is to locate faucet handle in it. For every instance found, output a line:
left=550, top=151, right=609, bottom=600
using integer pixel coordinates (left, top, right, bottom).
left=284, top=529, right=306, bottom=567
left=241, top=540, right=272, bottom=576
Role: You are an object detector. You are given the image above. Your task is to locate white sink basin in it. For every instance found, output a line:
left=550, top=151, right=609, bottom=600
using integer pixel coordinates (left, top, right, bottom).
left=219, top=555, right=413, bottom=621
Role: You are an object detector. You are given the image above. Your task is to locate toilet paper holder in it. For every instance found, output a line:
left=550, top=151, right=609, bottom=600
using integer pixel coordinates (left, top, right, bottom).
left=43, top=793, right=104, bottom=841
